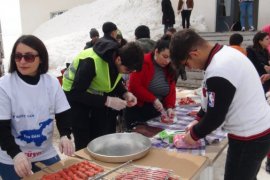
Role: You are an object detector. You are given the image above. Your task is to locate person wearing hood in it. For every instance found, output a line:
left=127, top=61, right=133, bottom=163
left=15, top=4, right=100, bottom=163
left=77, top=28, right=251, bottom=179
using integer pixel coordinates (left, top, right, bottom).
left=62, top=22, right=144, bottom=150
left=84, top=28, right=100, bottom=49
left=135, top=25, right=156, bottom=53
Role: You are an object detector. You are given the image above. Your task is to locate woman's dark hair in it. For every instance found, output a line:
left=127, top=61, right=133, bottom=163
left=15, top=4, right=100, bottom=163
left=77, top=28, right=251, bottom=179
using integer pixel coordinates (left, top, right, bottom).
left=253, top=31, right=269, bottom=50
left=152, top=34, right=177, bottom=79
left=154, top=34, right=171, bottom=53
left=9, top=35, right=49, bottom=74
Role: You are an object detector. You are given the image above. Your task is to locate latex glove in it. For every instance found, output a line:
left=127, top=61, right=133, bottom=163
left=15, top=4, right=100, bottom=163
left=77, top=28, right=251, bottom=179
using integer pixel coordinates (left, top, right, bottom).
left=123, top=92, right=137, bottom=107
left=183, top=131, right=198, bottom=145
left=105, top=96, right=127, bottom=111
left=153, top=99, right=164, bottom=112
left=59, top=136, right=74, bottom=156
left=13, top=152, right=33, bottom=178
left=167, top=108, right=175, bottom=119
left=185, top=120, right=199, bottom=133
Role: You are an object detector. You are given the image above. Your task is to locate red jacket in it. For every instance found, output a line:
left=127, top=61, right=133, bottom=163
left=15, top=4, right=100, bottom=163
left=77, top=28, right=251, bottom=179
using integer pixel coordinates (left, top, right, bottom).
left=128, top=53, right=176, bottom=109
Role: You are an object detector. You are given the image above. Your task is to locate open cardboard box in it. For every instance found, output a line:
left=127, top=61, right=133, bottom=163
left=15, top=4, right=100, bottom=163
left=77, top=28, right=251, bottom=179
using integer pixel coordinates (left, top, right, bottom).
left=24, top=148, right=209, bottom=180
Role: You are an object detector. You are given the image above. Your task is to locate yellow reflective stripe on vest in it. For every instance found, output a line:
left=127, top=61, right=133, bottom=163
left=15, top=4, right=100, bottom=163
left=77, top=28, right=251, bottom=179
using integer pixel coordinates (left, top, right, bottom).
left=62, top=48, right=122, bottom=94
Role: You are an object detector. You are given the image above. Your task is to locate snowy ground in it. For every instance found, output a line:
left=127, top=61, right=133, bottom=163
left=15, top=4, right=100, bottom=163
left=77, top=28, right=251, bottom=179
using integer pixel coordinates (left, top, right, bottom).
left=2, top=0, right=208, bottom=77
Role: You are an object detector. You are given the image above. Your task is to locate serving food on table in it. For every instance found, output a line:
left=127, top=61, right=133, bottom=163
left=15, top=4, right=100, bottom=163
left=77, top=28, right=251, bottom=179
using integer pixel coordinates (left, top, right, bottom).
left=41, top=161, right=104, bottom=180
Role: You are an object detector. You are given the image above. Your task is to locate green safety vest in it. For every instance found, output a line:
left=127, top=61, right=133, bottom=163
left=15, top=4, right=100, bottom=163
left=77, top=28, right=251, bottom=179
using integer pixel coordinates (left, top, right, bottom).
left=62, top=48, right=122, bottom=95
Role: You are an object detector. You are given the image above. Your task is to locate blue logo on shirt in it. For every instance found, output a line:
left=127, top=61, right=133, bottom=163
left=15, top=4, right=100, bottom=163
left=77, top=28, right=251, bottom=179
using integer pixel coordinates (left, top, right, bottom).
left=17, top=118, right=53, bottom=146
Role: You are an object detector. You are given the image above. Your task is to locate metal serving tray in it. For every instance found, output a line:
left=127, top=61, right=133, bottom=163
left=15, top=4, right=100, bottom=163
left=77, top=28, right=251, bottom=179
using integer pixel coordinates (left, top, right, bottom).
left=87, top=132, right=151, bottom=163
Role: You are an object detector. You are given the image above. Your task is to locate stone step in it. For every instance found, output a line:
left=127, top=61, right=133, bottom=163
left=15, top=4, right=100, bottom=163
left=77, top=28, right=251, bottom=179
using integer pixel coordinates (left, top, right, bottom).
left=198, top=31, right=257, bottom=47
left=177, top=69, right=204, bottom=88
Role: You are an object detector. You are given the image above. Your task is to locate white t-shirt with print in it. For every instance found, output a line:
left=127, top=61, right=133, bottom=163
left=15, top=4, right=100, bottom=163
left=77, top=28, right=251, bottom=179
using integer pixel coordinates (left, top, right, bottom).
left=0, top=72, right=70, bottom=164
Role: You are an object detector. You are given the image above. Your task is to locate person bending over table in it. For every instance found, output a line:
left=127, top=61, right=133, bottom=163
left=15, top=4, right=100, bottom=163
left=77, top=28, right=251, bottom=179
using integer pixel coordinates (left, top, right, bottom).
left=124, top=35, right=177, bottom=130
left=62, top=22, right=144, bottom=151
left=170, top=29, right=270, bottom=180
left=0, top=35, right=74, bottom=179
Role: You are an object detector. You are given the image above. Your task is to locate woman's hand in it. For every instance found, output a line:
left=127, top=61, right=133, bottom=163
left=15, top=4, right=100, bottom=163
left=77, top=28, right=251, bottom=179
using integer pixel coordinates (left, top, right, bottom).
left=13, top=152, right=33, bottom=178
left=261, top=74, right=270, bottom=84
left=167, top=108, right=175, bottom=118
left=153, top=99, right=164, bottom=112
left=264, top=65, right=270, bottom=73
left=59, top=136, right=75, bottom=156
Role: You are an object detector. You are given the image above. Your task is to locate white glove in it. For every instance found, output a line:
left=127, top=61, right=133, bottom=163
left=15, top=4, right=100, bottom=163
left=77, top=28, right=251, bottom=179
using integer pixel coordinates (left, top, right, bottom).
left=167, top=108, right=175, bottom=118
left=13, top=152, right=33, bottom=178
left=153, top=99, right=164, bottom=112
left=105, top=96, right=127, bottom=111
left=123, top=92, right=137, bottom=107
left=59, top=136, right=75, bottom=156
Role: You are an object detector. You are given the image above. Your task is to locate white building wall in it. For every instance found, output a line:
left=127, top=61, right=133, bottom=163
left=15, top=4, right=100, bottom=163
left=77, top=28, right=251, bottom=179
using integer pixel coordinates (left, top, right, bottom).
left=257, top=0, right=270, bottom=30
left=20, top=0, right=94, bottom=34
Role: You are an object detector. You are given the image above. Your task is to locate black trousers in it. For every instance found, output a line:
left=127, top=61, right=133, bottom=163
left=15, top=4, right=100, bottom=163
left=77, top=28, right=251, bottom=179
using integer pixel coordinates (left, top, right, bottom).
left=69, top=100, right=118, bottom=150
left=181, top=10, right=192, bottom=28
left=164, top=24, right=173, bottom=34
left=124, top=103, right=161, bottom=130
left=224, top=133, right=270, bottom=180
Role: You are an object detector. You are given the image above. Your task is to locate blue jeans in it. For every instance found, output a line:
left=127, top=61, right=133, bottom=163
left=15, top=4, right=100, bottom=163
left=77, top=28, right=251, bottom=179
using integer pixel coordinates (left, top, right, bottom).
left=0, top=155, right=60, bottom=180
left=224, top=133, right=270, bottom=180
left=240, top=1, right=254, bottom=28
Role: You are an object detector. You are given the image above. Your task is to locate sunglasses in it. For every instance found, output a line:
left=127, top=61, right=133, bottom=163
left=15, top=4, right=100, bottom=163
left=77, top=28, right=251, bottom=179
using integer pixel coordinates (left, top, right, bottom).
left=15, top=53, right=39, bottom=63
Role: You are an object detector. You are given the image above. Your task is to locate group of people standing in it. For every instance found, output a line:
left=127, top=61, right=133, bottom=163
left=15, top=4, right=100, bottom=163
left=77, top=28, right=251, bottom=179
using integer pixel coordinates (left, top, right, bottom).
left=0, top=21, right=179, bottom=179
left=0, top=3, right=269, bottom=179
left=161, top=0, right=194, bottom=33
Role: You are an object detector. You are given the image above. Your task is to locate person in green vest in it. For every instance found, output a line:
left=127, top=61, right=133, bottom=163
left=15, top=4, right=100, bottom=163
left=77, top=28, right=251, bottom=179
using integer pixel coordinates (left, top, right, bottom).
left=62, top=22, right=144, bottom=150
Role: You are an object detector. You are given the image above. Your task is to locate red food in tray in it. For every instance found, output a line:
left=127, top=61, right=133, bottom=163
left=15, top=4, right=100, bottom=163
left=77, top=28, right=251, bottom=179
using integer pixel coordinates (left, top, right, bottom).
left=41, top=160, right=104, bottom=180
left=178, top=97, right=199, bottom=107
left=115, top=167, right=171, bottom=180
left=161, top=114, right=174, bottom=124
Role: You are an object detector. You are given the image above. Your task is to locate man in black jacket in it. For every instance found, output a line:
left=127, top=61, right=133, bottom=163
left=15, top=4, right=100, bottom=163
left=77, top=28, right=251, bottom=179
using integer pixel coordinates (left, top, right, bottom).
left=63, top=22, right=144, bottom=150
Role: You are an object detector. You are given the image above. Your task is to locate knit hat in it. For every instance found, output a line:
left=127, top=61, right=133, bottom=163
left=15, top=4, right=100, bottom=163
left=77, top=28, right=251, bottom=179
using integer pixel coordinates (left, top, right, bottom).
left=89, top=28, right=99, bottom=38
left=135, top=25, right=150, bottom=39
left=102, top=22, right=117, bottom=34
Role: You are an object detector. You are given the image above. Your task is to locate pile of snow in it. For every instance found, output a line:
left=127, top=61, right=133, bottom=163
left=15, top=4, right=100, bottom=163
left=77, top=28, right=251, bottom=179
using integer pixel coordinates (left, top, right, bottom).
left=32, top=0, right=207, bottom=76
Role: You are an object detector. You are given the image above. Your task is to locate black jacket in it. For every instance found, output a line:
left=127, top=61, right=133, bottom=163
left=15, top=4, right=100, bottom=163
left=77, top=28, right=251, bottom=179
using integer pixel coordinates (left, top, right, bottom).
left=65, top=35, right=126, bottom=108
left=161, top=0, right=175, bottom=25
left=246, top=46, right=269, bottom=76
left=84, top=40, right=95, bottom=49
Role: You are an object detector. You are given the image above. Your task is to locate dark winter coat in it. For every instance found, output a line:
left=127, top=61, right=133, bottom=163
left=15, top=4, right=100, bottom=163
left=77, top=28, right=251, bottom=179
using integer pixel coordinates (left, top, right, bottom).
left=161, top=0, right=175, bottom=25
left=247, top=46, right=270, bottom=92
left=246, top=46, right=269, bottom=76
left=84, top=40, right=95, bottom=49
left=136, top=38, right=156, bottom=53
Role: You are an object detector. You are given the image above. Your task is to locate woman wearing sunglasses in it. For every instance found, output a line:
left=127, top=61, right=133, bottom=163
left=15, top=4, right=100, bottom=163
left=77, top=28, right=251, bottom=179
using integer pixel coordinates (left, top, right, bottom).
left=124, top=35, right=177, bottom=129
left=0, top=35, right=74, bottom=179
